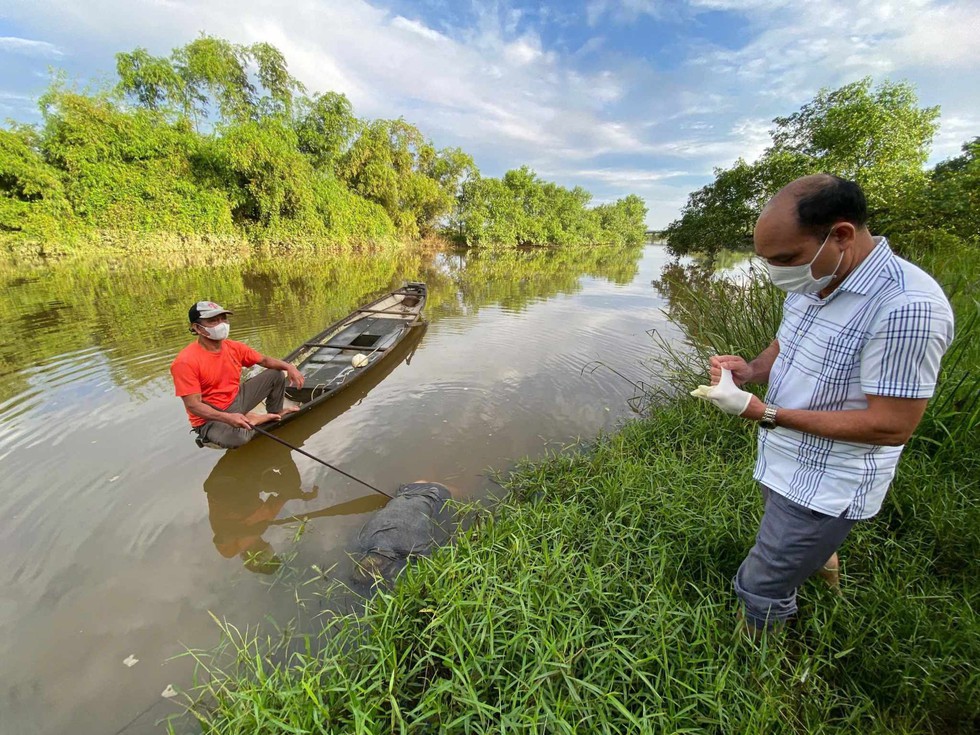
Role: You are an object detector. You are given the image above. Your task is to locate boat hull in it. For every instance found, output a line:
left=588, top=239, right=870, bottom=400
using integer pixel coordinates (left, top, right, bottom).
left=262, top=282, right=427, bottom=431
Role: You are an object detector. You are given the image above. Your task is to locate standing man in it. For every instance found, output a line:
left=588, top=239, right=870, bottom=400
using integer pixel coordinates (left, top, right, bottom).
left=171, top=300, right=305, bottom=449
left=694, top=175, right=954, bottom=632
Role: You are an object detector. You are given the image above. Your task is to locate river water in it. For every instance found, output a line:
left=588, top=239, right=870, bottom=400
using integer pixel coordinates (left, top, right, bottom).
left=0, top=243, right=686, bottom=734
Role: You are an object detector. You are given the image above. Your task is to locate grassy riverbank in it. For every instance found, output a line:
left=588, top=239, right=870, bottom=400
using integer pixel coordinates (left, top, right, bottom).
left=182, top=239, right=979, bottom=734
left=183, top=407, right=978, bottom=733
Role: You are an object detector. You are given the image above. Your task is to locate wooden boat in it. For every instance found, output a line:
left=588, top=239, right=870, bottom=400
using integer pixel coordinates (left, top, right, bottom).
left=262, top=282, right=427, bottom=431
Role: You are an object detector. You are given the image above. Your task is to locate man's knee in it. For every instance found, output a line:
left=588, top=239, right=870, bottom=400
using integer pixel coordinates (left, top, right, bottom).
left=222, top=429, right=254, bottom=448
left=203, top=424, right=254, bottom=449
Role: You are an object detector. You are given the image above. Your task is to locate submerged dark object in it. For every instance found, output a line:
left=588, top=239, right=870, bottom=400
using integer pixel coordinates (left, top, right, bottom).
left=352, top=481, right=453, bottom=582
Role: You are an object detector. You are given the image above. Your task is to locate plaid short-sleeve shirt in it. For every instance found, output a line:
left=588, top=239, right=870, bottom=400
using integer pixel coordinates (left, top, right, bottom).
left=755, top=237, right=954, bottom=520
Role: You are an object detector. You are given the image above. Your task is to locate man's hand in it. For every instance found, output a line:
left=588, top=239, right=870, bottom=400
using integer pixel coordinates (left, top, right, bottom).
left=741, top=394, right=766, bottom=421
left=691, top=367, right=754, bottom=416
left=285, top=365, right=305, bottom=389
left=223, top=412, right=255, bottom=430
left=257, top=355, right=306, bottom=389
left=709, top=355, right=753, bottom=386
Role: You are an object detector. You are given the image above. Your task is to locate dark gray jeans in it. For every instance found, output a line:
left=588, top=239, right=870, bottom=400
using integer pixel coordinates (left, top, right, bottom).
left=734, top=485, right=857, bottom=629
left=196, top=369, right=287, bottom=449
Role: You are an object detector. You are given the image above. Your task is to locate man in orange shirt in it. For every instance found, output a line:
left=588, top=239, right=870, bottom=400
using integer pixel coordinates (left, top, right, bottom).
left=171, top=300, right=305, bottom=449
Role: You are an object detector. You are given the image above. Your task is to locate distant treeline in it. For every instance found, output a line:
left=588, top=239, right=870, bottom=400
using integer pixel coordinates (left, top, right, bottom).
left=0, top=36, right=647, bottom=252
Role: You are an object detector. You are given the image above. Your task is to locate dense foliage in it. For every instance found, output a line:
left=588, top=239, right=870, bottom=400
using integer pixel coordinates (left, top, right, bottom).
left=0, top=36, right=647, bottom=253
left=662, top=78, right=977, bottom=256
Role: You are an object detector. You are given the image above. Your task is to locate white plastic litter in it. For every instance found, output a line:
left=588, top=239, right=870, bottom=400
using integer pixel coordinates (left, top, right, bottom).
left=161, top=684, right=177, bottom=698
left=123, top=654, right=139, bottom=667
left=690, top=368, right=753, bottom=416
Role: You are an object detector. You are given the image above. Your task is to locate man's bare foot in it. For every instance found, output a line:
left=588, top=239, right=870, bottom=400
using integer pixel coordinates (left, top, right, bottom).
left=817, top=552, right=841, bottom=593
left=280, top=405, right=301, bottom=416
left=245, top=411, right=281, bottom=426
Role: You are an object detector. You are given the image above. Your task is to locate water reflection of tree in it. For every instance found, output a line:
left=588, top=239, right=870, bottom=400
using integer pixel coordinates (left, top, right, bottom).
left=0, top=243, right=643, bottom=405
left=440, top=245, right=643, bottom=315
left=705, top=248, right=753, bottom=272
left=0, top=250, right=427, bottom=404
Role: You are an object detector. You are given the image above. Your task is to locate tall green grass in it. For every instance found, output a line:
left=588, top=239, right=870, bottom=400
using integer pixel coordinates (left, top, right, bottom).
left=175, top=402, right=978, bottom=733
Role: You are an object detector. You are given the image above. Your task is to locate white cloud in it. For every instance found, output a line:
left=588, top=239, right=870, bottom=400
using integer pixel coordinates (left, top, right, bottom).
left=889, top=1, right=980, bottom=68
left=932, top=114, right=980, bottom=160
left=586, top=0, right=667, bottom=25
left=557, top=168, right=690, bottom=185
left=637, top=117, right=771, bottom=165
left=389, top=16, right=452, bottom=44
left=695, top=0, right=980, bottom=94
left=0, top=36, right=64, bottom=58
left=503, top=35, right=544, bottom=65
left=687, top=0, right=789, bottom=9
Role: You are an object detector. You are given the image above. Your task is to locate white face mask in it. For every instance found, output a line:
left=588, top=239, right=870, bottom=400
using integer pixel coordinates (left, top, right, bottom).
left=766, top=229, right=843, bottom=294
left=200, top=322, right=230, bottom=341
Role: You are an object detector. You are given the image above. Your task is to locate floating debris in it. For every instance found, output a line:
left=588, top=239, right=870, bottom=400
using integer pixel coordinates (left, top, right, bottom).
left=161, top=684, right=177, bottom=698
left=123, top=654, right=139, bottom=667
left=109, top=475, right=120, bottom=483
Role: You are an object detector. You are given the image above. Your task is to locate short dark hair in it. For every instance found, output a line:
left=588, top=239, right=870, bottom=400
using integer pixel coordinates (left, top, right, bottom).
left=795, top=175, right=868, bottom=238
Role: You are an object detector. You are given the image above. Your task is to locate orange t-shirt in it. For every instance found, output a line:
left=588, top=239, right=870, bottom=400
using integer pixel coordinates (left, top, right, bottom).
left=171, top=339, right=263, bottom=427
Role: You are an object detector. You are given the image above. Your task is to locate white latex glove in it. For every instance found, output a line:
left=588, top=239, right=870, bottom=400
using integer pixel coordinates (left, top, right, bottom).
left=690, top=367, right=752, bottom=416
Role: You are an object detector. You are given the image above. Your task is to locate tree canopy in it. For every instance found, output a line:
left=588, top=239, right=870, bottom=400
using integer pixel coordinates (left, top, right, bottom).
left=1, top=35, right=647, bottom=252
left=664, top=79, right=945, bottom=256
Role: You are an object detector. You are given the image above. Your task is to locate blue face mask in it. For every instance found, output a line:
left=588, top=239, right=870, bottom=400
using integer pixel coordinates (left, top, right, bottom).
left=765, top=229, right=843, bottom=294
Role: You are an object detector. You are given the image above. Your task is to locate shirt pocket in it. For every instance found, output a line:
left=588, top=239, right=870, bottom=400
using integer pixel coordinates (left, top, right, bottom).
left=808, top=325, right=868, bottom=406
left=821, top=328, right=865, bottom=370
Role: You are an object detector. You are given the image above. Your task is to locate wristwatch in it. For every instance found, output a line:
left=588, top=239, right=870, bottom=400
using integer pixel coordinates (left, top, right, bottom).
left=759, top=404, right=778, bottom=430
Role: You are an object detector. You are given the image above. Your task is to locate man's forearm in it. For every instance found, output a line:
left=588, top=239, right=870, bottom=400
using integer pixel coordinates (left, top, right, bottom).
left=259, top=355, right=293, bottom=372
left=187, top=400, right=237, bottom=425
left=774, top=407, right=909, bottom=447
left=747, top=339, right=780, bottom=384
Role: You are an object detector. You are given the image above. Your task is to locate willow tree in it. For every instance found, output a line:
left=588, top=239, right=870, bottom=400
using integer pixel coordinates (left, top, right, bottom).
left=116, top=35, right=303, bottom=123
left=336, top=118, right=470, bottom=238
left=294, top=91, right=361, bottom=174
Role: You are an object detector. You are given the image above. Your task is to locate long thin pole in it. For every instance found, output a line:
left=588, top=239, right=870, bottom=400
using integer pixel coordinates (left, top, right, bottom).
left=251, top=425, right=394, bottom=500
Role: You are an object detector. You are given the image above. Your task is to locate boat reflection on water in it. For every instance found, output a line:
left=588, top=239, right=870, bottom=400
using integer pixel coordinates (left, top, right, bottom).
left=202, top=325, right=426, bottom=573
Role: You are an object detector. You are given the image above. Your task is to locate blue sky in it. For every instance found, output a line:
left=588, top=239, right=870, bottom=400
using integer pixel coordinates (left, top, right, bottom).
left=1, top=0, right=977, bottom=228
